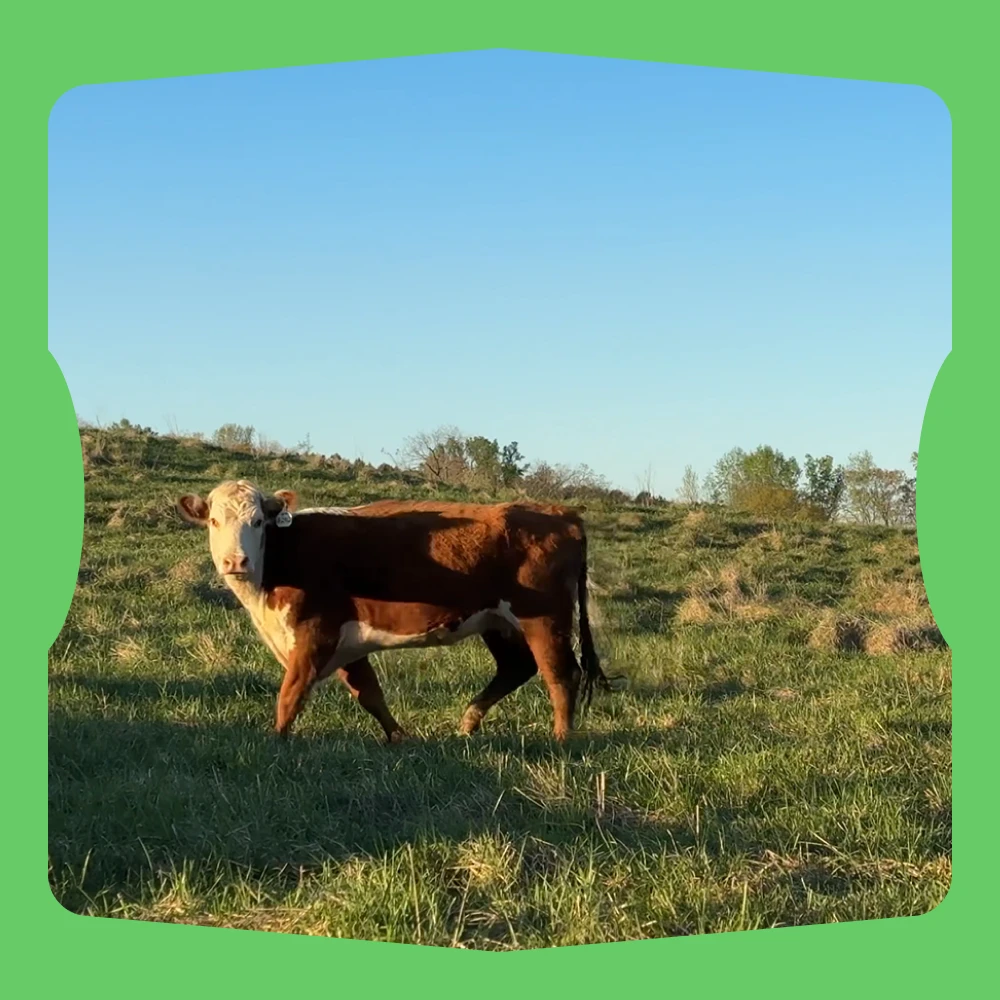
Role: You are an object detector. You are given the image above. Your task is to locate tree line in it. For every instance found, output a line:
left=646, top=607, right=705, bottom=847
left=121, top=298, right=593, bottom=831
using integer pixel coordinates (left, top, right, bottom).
left=399, top=428, right=916, bottom=525
left=676, top=445, right=917, bottom=526
left=81, top=417, right=917, bottom=524
left=399, top=426, right=631, bottom=503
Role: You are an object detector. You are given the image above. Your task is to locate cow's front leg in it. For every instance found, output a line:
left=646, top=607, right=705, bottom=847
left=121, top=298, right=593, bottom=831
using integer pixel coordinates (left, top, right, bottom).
left=275, top=642, right=324, bottom=738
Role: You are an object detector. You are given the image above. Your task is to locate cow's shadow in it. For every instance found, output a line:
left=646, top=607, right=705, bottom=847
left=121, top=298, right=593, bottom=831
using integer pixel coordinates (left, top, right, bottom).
left=48, top=670, right=950, bottom=922
left=49, top=671, right=695, bottom=915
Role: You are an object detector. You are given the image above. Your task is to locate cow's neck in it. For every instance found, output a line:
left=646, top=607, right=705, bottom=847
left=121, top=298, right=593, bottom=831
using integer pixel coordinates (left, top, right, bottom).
left=224, top=573, right=268, bottom=615
left=221, top=565, right=297, bottom=669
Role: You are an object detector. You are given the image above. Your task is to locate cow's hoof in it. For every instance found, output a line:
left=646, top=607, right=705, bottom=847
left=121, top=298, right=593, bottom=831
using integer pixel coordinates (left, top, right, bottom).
left=387, top=729, right=410, bottom=745
left=459, top=707, right=483, bottom=735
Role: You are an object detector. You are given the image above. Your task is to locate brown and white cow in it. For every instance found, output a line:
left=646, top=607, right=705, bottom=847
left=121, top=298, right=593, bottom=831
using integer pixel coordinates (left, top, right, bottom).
left=176, top=479, right=623, bottom=743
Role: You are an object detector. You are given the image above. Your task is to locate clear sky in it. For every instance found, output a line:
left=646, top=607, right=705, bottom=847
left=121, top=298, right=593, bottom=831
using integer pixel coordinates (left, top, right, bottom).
left=48, top=50, right=950, bottom=494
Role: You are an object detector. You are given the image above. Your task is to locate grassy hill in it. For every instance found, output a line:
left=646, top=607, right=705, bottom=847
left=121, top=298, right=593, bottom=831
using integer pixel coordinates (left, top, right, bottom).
left=48, top=425, right=951, bottom=946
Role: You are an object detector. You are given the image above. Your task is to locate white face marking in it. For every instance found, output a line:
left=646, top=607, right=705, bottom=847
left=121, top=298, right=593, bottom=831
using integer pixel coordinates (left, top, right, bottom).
left=195, top=480, right=299, bottom=671
left=328, top=602, right=522, bottom=673
left=205, top=481, right=268, bottom=585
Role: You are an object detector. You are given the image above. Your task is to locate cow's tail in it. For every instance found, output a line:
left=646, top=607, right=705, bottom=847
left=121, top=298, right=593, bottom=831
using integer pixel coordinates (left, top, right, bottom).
left=577, top=532, right=627, bottom=713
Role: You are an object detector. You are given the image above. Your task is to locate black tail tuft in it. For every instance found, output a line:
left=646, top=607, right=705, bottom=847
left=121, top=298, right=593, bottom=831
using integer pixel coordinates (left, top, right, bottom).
left=577, top=534, right=626, bottom=714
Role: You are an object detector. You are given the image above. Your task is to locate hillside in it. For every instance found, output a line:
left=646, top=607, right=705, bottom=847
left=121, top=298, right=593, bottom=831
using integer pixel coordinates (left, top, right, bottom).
left=49, top=424, right=951, bottom=945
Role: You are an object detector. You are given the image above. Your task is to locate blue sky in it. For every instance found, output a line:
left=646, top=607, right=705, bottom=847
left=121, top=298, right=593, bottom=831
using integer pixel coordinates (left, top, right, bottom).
left=49, top=50, right=950, bottom=494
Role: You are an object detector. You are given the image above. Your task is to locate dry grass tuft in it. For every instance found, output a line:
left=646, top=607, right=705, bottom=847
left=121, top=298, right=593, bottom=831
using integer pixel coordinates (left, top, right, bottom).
left=107, top=503, right=128, bottom=529
left=832, top=566, right=945, bottom=656
left=520, top=761, right=572, bottom=804
left=113, top=637, right=146, bottom=663
left=185, top=633, right=233, bottom=669
left=168, top=557, right=202, bottom=583
left=871, top=581, right=928, bottom=616
left=675, top=509, right=711, bottom=546
left=717, top=563, right=742, bottom=594
left=205, top=462, right=239, bottom=480
left=735, top=601, right=777, bottom=622
left=675, top=595, right=713, bottom=625
left=617, top=512, right=643, bottom=529
left=854, top=569, right=929, bottom=617
left=682, top=510, right=707, bottom=529
left=750, top=850, right=950, bottom=891
left=675, top=562, right=780, bottom=626
left=864, top=620, right=947, bottom=656
left=808, top=610, right=868, bottom=652
left=806, top=600, right=946, bottom=656
left=102, top=565, right=153, bottom=590
left=451, top=835, right=520, bottom=890
left=758, top=529, right=784, bottom=551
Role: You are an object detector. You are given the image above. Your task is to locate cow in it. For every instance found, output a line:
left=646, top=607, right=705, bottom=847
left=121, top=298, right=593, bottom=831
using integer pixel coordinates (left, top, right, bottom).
left=176, top=479, right=624, bottom=743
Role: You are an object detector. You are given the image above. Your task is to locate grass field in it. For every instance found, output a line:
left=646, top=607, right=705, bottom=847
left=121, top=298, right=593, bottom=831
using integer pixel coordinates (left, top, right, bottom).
left=48, top=429, right=951, bottom=947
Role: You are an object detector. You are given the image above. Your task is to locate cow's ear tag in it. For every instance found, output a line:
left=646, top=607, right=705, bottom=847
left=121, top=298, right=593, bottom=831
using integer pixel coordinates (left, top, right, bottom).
left=275, top=511, right=293, bottom=528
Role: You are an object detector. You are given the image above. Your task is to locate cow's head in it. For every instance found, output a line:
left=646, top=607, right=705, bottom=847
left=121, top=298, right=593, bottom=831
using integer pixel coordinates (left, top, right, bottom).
left=177, top=480, right=297, bottom=584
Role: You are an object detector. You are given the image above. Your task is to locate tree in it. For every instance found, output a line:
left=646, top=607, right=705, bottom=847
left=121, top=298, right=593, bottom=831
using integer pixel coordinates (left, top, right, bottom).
left=213, top=423, right=255, bottom=451
left=801, top=454, right=845, bottom=520
left=676, top=465, right=701, bottom=505
left=500, top=441, right=528, bottom=486
left=521, top=461, right=610, bottom=501
left=707, top=444, right=801, bottom=509
left=843, top=451, right=912, bottom=525
left=636, top=464, right=656, bottom=507
left=254, top=433, right=286, bottom=456
left=465, top=435, right=502, bottom=491
left=740, top=445, right=800, bottom=491
left=898, top=451, right=918, bottom=526
left=731, top=483, right=805, bottom=521
left=704, top=447, right=747, bottom=504
left=403, top=426, right=468, bottom=486
left=403, top=428, right=528, bottom=492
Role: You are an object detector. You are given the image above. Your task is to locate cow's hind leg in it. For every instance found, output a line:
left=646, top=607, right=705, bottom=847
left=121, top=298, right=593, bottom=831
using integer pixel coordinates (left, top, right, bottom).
left=519, top=615, right=582, bottom=742
left=336, top=656, right=408, bottom=744
left=460, top=630, right=538, bottom=735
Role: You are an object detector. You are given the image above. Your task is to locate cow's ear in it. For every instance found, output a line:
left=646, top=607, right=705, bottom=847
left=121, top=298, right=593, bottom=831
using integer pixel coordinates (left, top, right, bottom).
left=178, top=494, right=210, bottom=526
left=274, top=489, right=298, bottom=512
left=263, top=490, right=298, bottom=519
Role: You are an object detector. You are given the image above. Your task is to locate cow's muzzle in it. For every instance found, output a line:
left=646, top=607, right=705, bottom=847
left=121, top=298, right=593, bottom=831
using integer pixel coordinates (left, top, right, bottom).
left=221, top=555, right=250, bottom=575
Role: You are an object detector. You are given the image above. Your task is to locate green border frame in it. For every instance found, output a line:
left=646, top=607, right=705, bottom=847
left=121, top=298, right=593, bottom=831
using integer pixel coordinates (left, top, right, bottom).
left=10, top=0, right=987, bottom=994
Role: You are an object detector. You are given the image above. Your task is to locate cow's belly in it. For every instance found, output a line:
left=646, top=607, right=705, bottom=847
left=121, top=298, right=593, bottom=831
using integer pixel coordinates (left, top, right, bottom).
left=328, top=600, right=521, bottom=671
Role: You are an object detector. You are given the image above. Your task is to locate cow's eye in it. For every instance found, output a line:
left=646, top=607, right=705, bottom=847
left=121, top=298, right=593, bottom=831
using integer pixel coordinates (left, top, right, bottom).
left=253, top=518, right=263, bottom=528
left=209, top=517, right=219, bottom=528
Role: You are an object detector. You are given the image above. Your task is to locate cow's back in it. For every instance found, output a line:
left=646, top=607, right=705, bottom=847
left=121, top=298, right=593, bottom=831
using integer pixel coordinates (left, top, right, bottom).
left=271, top=498, right=585, bottom=613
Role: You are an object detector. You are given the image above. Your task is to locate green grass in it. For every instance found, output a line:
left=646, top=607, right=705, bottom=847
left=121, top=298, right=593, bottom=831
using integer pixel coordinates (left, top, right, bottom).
left=49, top=432, right=951, bottom=947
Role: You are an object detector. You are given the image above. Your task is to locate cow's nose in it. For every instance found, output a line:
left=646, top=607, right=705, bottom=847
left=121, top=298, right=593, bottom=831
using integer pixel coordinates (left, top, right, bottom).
left=222, top=554, right=249, bottom=575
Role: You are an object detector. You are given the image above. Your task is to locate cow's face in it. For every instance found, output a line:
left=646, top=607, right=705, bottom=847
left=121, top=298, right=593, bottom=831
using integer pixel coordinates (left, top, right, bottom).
left=177, top=480, right=297, bottom=585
